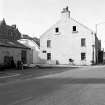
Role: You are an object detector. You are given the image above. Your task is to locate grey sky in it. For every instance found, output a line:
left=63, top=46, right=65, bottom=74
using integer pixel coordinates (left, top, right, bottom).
left=0, top=0, right=105, bottom=48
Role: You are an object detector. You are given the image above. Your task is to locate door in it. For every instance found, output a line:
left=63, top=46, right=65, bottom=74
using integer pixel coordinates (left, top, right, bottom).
left=21, top=50, right=27, bottom=64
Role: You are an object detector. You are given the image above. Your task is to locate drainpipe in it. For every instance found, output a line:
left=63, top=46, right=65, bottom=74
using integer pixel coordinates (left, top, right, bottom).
left=92, top=44, right=95, bottom=64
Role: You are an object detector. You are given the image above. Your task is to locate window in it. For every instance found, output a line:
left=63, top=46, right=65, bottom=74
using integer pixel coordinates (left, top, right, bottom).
left=81, top=53, right=86, bottom=60
left=55, top=27, right=59, bottom=33
left=47, top=40, right=51, bottom=48
left=81, top=38, right=86, bottom=47
left=47, top=53, right=51, bottom=60
left=72, top=26, right=76, bottom=32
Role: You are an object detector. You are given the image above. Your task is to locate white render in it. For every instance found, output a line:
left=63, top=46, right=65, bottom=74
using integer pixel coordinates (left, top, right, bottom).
left=39, top=7, right=100, bottom=65
left=18, top=39, right=40, bottom=64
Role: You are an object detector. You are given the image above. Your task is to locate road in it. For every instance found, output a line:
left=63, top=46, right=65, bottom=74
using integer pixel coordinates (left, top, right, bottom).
left=0, top=66, right=105, bottom=105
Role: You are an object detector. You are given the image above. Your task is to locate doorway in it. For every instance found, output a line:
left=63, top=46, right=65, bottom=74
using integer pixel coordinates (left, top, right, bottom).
left=21, top=50, right=27, bottom=64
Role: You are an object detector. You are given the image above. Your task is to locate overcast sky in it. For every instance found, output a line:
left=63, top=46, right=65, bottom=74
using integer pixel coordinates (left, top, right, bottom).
left=0, top=0, right=105, bottom=48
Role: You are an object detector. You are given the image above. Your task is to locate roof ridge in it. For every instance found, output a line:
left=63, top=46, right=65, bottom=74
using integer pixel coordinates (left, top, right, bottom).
left=0, top=39, right=30, bottom=49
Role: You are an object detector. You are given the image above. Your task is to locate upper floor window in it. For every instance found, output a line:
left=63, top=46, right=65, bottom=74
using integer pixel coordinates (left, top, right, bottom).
left=55, top=27, right=59, bottom=33
left=81, top=38, right=86, bottom=47
left=72, top=26, right=77, bottom=32
left=81, top=53, right=86, bottom=60
left=47, top=40, right=51, bottom=48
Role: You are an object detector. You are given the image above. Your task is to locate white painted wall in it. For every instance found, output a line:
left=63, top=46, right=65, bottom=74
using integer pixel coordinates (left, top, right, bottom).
left=39, top=7, right=98, bottom=65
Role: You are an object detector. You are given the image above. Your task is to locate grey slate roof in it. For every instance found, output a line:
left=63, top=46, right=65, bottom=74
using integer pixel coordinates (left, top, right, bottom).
left=22, top=34, right=40, bottom=47
left=0, top=39, right=30, bottom=49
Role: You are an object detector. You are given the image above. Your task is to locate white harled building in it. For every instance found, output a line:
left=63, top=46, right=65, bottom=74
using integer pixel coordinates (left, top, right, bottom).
left=39, top=6, right=101, bottom=65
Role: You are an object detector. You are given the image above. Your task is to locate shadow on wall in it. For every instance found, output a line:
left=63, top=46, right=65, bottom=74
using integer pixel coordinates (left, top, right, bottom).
left=0, top=56, right=16, bottom=70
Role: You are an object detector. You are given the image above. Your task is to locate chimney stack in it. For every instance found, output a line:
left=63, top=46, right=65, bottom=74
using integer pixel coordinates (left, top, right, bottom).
left=61, top=6, right=70, bottom=19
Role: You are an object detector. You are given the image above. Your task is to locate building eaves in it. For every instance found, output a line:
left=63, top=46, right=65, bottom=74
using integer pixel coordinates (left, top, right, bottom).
left=22, top=35, right=40, bottom=47
left=0, top=39, right=30, bottom=49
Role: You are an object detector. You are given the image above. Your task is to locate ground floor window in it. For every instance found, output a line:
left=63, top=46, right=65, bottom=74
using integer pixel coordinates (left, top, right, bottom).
left=81, top=53, right=86, bottom=60
left=47, top=53, right=51, bottom=60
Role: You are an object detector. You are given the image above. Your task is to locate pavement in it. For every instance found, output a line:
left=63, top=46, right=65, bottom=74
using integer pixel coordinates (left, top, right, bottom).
left=0, top=65, right=105, bottom=105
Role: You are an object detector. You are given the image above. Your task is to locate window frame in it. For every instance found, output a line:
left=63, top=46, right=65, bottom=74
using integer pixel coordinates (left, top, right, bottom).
left=81, top=53, right=86, bottom=61
left=47, top=40, right=51, bottom=48
left=47, top=53, right=51, bottom=60
left=81, top=38, right=86, bottom=47
left=55, top=27, right=59, bottom=33
left=72, top=26, right=76, bottom=32
left=72, top=26, right=78, bottom=33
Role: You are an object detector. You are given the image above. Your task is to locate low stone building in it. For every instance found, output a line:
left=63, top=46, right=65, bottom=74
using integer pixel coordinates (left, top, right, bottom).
left=0, top=39, right=31, bottom=68
left=0, top=19, right=33, bottom=69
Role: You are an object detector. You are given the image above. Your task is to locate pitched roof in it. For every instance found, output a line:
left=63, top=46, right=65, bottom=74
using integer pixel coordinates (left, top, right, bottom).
left=22, top=34, right=40, bottom=47
left=71, top=18, right=95, bottom=33
left=0, top=39, right=30, bottom=49
left=0, top=19, right=21, bottom=41
left=32, top=37, right=40, bottom=47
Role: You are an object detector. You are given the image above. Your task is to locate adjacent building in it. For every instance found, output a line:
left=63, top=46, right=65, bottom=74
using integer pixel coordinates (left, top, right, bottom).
left=18, top=35, right=40, bottom=64
left=39, top=7, right=101, bottom=65
left=0, top=19, right=21, bottom=41
left=0, top=39, right=31, bottom=67
left=0, top=19, right=32, bottom=68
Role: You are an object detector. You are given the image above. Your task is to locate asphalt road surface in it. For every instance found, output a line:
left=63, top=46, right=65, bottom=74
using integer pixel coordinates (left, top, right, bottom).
left=0, top=66, right=105, bottom=105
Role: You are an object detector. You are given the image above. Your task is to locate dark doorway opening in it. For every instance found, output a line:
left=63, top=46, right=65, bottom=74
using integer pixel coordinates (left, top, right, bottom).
left=98, top=51, right=103, bottom=64
left=21, top=50, right=27, bottom=64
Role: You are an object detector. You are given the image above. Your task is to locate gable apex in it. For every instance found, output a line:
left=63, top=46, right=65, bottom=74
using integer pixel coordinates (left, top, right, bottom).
left=61, top=6, right=70, bottom=19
